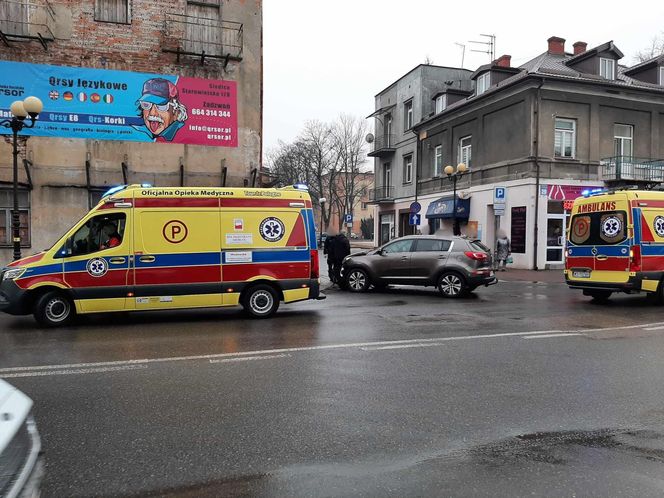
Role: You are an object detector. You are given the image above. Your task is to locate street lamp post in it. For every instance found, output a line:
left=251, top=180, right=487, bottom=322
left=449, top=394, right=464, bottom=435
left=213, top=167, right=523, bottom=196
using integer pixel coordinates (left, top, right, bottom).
left=444, top=162, right=469, bottom=236
left=0, top=96, right=43, bottom=260
left=319, top=197, right=326, bottom=244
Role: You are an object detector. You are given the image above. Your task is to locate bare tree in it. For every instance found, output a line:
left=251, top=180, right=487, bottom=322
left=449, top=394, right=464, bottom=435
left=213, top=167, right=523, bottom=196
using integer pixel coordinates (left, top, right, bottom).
left=330, top=114, right=368, bottom=234
left=635, top=35, right=664, bottom=63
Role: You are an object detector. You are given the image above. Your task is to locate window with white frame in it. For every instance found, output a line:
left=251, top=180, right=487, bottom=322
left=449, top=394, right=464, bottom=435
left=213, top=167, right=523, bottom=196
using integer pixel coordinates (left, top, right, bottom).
left=435, top=94, right=447, bottom=114
left=614, top=124, right=633, bottom=157
left=476, top=73, right=490, bottom=95
left=403, top=154, right=413, bottom=184
left=434, top=145, right=443, bottom=176
left=554, top=118, right=576, bottom=158
left=404, top=100, right=413, bottom=130
left=600, top=58, right=615, bottom=80
left=0, top=189, right=30, bottom=247
left=459, top=136, right=472, bottom=167
left=660, top=67, right=664, bottom=85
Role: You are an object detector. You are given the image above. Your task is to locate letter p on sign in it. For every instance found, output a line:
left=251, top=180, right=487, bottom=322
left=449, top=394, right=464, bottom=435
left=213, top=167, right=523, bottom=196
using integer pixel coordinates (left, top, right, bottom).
left=163, top=220, right=188, bottom=244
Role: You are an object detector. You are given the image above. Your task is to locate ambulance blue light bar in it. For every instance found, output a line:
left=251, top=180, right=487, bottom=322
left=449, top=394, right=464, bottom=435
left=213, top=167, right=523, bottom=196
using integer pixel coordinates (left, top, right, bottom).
left=293, top=184, right=309, bottom=191
left=582, top=188, right=606, bottom=197
left=102, top=185, right=127, bottom=198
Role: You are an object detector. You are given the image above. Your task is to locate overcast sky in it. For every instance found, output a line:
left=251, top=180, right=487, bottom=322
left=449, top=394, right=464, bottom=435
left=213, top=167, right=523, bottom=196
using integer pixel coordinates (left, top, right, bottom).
left=263, top=0, right=664, bottom=156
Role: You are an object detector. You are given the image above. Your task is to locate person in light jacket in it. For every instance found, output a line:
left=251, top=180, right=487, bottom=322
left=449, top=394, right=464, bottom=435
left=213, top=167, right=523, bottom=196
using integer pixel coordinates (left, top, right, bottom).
left=495, top=231, right=511, bottom=271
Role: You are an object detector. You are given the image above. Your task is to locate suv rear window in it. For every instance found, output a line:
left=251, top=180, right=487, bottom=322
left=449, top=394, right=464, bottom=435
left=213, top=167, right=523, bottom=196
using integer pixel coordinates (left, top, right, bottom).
left=414, top=239, right=451, bottom=252
left=569, top=211, right=627, bottom=245
left=470, top=240, right=490, bottom=253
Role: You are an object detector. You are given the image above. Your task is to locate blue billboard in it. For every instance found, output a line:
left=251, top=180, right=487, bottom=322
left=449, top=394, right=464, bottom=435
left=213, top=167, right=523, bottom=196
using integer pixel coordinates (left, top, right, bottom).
left=0, top=61, right=238, bottom=146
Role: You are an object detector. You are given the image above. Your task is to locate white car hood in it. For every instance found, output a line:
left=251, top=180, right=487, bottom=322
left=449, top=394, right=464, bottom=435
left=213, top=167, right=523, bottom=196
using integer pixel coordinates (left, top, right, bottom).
left=0, top=379, right=33, bottom=450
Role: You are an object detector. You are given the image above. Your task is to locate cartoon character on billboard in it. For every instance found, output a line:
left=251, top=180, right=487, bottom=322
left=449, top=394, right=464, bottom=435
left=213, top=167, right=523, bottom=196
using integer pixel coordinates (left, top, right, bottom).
left=132, top=78, right=188, bottom=141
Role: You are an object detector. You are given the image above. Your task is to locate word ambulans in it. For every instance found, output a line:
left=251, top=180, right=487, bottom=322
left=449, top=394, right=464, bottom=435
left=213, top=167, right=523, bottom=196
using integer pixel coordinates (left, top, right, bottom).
left=0, top=185, right=323, bottom=327
left=566, top=189, right=664, bottom=302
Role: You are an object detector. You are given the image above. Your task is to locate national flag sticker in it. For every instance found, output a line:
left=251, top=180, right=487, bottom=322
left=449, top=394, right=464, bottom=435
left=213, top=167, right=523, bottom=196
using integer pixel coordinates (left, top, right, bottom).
left=103, top=94, right=114, bottom=104
left=49, top=90, right=59, bottom=100
left=78, top=92, right=87, bottom=102
left=233, top=218, right=243, bottom=231
left=63, top=91, right=73, bottom=101
left=90, top=93, right=101, bottom=103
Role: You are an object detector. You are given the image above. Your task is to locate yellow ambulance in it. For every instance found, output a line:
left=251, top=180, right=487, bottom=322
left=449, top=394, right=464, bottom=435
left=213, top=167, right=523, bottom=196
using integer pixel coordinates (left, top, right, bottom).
left=565, top=188, right=664, bottom=302
left=0, top=184, right=324, bottom=326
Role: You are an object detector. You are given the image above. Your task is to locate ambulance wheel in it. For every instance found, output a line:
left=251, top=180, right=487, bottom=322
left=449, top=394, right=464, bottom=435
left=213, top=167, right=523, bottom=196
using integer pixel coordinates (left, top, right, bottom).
left=33, top=290, right=75, bottom=328
left=242, top=284, right=280, bottom=318
left=587, top=290, right=612, bottom=303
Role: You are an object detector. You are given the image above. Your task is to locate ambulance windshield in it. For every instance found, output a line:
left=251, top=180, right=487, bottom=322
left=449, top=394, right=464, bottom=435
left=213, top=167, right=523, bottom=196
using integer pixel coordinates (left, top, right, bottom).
left=570, top=211, right=627, bottom=246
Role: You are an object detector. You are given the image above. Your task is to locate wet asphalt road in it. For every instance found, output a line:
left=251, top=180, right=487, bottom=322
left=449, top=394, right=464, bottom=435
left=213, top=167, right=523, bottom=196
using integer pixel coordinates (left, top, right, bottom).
left=3, top=278, right=664, bottom=496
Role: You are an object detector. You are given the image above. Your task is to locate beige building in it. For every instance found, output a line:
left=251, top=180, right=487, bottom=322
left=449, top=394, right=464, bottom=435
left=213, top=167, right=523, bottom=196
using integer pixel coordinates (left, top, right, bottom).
left=0, top=0, right=262, bottom=262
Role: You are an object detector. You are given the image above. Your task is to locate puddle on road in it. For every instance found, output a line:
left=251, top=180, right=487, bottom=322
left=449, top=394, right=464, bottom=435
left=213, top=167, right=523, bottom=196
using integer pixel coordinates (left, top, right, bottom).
left=471, top=428, right=664, bottom=467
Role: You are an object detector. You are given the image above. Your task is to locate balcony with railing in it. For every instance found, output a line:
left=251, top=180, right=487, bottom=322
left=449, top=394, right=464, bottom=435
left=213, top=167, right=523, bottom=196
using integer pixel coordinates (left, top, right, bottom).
left=0, top=0, right=55, bottom=49
left=600, top=156, right=664, bottom=184
left=162, top=11, right=243, bottom=65
left=418, top=175, right=471, bottom=196
left=369, top=186, right=395, bottom=203
left=368, top=134, right=396, bottom=158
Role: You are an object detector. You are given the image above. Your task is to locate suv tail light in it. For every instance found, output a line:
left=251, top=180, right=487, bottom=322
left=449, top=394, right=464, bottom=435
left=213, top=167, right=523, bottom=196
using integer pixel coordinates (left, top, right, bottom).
left=629, top=245, right=641, bottom=272
left=464, top=251, right=488, bottom=261
left=310, top=249, right=319, bottom=279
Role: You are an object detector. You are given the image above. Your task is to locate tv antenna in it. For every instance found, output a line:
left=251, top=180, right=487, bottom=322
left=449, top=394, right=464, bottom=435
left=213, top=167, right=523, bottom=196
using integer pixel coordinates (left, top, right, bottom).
left=469, top=34, right=496, bottom=63
left=454, top=42, right=466, bottom=68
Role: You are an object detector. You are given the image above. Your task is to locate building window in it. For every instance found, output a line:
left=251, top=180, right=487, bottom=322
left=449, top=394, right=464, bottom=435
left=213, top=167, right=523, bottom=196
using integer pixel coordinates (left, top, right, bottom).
left=0, top=189, right=30, bottom=248
left=476, top=73, right=490, bottom=95
left=600, top=58, right=615, bottom=80
left=404, top=100, right=413, bottom=130
left=434, top=145, right=443, bottom=176
left=459, top=136, right=472, bottom=167
left=435, top=95, right=447, bottom=114
left=94, top=0, right=130, bottom=23
left=403, top=154, right=413, bottom=184
left=185, top=0, right=222, bottom=56
left=0, top=1, right=29, bottom=35
left=614, top=124, right=633, bottom=157
left=554, top=118, right=576, bottom=158
left=361, top=202, right=368, bottom=210
left=383, top=162, right=392, bottom=187
left=660, top=67, right=664, bottom=85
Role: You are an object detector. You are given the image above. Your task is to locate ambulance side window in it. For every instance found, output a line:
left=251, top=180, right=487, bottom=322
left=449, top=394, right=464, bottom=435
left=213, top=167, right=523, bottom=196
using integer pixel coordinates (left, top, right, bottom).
left=68, top=213, right=126, bottom=257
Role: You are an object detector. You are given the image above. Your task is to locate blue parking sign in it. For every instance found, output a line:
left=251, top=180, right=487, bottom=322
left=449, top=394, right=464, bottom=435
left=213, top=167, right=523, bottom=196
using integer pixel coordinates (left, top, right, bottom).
left=344, top=214, right=353, bottom=223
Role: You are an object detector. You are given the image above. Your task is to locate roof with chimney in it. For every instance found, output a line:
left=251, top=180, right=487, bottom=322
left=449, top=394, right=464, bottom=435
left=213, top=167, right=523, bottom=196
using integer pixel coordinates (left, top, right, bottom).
left=413, top=37, right=664, bottom=130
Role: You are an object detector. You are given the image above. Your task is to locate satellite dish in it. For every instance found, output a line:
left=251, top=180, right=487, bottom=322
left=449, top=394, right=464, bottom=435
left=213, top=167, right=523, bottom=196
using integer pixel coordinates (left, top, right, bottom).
left=365, top=133, right=375, bottom=144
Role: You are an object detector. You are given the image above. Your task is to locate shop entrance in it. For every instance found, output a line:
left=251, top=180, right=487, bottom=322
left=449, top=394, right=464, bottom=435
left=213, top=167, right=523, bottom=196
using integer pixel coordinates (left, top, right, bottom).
left=546, top=214, right=568, bottom=263
left=379, top=213, right=394, bottom=245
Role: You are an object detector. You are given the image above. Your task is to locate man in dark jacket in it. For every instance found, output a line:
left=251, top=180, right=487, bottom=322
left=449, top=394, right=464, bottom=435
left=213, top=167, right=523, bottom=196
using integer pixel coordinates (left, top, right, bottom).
left=332, top=232, right=351, bottom=284
left=323, top=234, right=337, bottom=283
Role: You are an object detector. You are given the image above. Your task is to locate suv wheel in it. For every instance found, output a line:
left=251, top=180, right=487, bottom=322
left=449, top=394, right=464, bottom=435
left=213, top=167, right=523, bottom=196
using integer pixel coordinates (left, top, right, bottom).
left=346, top=268, right=370, bottom=292
left=242, top=284, right=280, bottom=318
left=33, top=290, right=75, bottom=327
left=437, top=272, right=468, bottom=298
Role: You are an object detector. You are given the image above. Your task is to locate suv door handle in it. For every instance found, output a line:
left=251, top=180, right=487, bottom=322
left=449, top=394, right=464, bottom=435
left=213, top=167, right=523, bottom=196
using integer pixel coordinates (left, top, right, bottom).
left=109, top=257, right=126, bottom=264
left=437, top=255, right=446, bottom=259
left=139, top=255, right=156, bottom=263
left=401, top=256, right=408, bottom=260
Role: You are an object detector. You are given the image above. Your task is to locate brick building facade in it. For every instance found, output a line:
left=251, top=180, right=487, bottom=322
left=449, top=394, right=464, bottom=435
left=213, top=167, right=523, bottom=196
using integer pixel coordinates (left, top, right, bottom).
left=0, top=0, right=262, bottom=261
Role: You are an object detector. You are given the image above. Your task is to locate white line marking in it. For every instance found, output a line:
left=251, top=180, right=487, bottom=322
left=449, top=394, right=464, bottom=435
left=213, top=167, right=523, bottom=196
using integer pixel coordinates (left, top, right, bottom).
left=361, top=343, right=444, bottom=351
left=3, top=321, right=664, bottom=375
left=209, top=354, right=291, bottom=363
left=0, top=364, right=148, bottom=379
left=523, top=333, right=585, bottom=340
left=644, top=325, right=664, bottom=331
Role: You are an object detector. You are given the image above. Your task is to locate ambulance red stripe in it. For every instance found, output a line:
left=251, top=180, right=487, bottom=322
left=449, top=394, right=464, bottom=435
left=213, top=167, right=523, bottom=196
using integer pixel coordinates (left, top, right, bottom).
left=16, top=274, right=68, bottom=290
left=222, top=262, right=309, bottom=281
left=134, top=265, right=221, bottom=285
left=594, top=257, right=629, bottom=271
left=566, top=257, right=594, bottom=268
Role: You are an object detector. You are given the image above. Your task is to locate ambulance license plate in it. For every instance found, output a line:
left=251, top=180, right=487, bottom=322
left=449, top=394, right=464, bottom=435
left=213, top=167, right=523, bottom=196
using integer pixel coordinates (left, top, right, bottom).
left=572, top=270, right=590, bottom=278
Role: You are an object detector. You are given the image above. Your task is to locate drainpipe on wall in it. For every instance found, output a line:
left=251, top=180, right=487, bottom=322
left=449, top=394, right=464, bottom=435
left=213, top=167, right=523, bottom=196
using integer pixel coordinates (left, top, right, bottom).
left=533, top=78, right=545, bottom=271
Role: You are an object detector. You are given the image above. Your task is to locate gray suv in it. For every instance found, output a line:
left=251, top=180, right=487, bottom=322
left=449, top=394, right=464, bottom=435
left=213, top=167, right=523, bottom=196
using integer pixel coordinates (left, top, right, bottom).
left=341, top=236, right=496, bottom=297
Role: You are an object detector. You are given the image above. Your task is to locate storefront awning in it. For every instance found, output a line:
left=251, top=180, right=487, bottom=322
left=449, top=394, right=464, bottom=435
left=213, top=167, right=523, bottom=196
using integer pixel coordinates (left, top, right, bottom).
left=425, top=197, right=470, bottom=219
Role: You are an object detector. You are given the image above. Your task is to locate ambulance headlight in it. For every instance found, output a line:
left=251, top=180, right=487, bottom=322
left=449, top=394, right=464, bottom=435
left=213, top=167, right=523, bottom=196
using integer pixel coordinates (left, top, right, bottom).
left=3, top=268, right=26, bottom=280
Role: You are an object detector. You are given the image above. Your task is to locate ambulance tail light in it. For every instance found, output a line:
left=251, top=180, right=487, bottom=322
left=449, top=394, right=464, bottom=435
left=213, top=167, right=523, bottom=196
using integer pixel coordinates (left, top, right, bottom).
left=629, top=245, right=641, bottom=272
left=310, top=249, right=319, bottom=279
